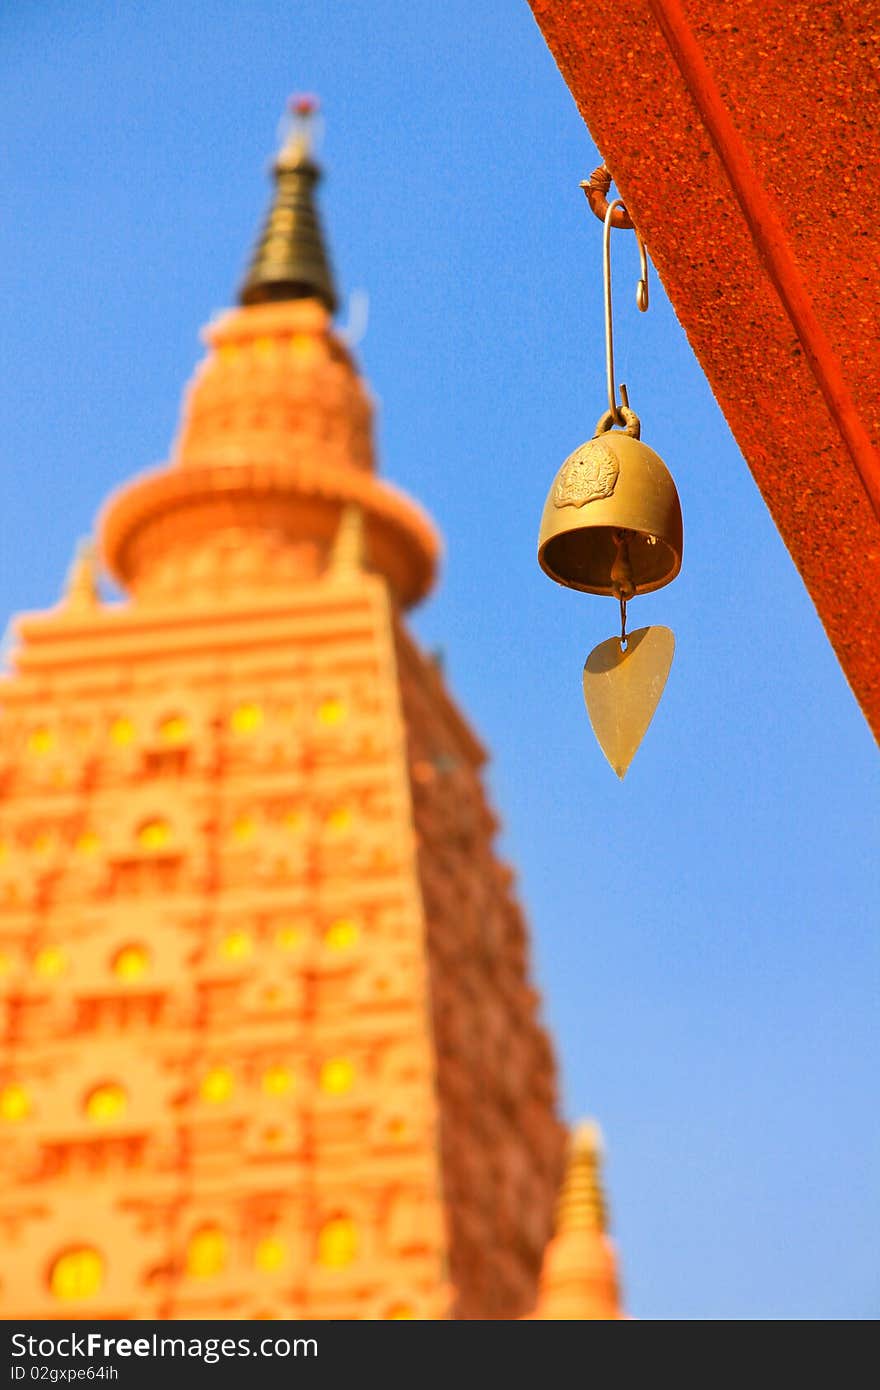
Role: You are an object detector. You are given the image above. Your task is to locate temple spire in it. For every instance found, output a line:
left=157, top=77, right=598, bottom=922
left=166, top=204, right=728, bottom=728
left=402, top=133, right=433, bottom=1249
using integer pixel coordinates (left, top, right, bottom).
left=554, top=1121, right=608, bottom=1232
left=61, top=538, right=100, bottom=612
left=330, top=504, right=367, bottom=578
left=529, top=1121, right=624, bottom=1319
left=239, top=96, right=338, bottom=313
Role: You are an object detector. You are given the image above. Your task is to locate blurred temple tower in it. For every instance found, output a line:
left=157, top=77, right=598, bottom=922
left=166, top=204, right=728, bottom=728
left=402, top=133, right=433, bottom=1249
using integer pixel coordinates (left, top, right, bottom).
left=0, top=106, right=623, bottom=1320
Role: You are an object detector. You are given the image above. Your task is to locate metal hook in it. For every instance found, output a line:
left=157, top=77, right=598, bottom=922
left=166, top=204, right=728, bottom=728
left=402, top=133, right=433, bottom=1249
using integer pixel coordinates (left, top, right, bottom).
left=603, top=198, right=649, bottom=424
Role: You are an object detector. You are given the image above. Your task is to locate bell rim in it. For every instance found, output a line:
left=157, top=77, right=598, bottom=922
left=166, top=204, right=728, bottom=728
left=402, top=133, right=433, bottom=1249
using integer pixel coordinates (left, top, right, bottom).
left=537, top=532, right=682, bottom=596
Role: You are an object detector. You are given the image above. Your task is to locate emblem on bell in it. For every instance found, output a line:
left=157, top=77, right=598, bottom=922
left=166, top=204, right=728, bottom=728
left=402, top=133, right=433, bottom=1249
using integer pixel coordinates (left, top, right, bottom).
left=539, top=177, right=684, bottom=778
left=552, top=438, right=619, bottom=509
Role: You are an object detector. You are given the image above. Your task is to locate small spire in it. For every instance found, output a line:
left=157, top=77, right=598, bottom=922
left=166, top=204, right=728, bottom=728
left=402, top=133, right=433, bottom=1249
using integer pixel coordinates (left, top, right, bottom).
left=239, top=96, right=338, bottom=313
left=62, top=539, right=100, bottom=611
left=329, top=503, right=366, bottom=577
left=555, top=1121, right=608, bottom=1234
left=529, top=1120, right=623, bottom=1320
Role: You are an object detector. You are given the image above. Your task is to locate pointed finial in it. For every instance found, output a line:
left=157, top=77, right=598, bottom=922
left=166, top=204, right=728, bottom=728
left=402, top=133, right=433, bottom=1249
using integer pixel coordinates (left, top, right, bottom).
left=329, top=503, right=366, bottom=577
left=555, top=1120, right=608, bottom=1234
left=239, top=96, right=338, bottom=312
left=62, top=539, right=100, bottom=611
left=528, top=1118, right=623, bottom=1319
left=277, top=93, right=320, bottom=168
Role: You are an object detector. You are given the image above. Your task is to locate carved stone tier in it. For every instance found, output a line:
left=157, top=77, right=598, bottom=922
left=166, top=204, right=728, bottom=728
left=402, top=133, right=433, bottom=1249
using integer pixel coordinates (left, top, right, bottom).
left=100, top=301, right=439, bottom=608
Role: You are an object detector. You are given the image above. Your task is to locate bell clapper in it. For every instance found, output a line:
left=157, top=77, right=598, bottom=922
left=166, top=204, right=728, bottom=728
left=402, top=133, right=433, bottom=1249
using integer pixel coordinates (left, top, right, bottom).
left=610, top=529, right=636, bottom=606
left=537, top=175, right=684, bottom=777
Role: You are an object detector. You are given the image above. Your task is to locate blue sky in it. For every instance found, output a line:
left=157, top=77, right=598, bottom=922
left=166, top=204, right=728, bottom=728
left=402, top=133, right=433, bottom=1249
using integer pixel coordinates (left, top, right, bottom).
left=1, top=0, right=877, bottom=1320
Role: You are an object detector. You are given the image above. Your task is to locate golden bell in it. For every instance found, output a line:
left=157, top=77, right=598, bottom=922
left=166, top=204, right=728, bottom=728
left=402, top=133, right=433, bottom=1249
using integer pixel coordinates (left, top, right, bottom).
left=538, top=406, right=682, bottom=596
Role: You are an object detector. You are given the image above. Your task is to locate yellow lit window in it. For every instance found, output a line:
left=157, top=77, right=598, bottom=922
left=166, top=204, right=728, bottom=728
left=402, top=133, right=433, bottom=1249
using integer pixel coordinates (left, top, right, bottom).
left=219, top=342, right=239, bottom=365
left=254, top=335, right=274, bottom=360
left=137, top=819, right=171, bottom=850
left=219, top=930, right=252, bottom=961
left=113, top=944, right=150, bottom=981
left=186, top=1227, right=228, bottom=1279
left=317, top=1217, right=357, bottom=1269
left=200, top=1067, right=234, bottom=1104
left=84, top=1083, right=127, bottom=1123
left=75, top=831, right=101, bottom=856
left=229, top=703, right=263, bottom=736
left=0, top=949, right=11, bottom=976
left=282, top=809, right=304, bottom=833
left=0, top=841, right=7, bottom=862
left=160, top=715, right=189, bottom=744
left=320, top=1057, right=355, bottom=1096
left=274, top=924, right=303, bottom=951
left=261, top=1065, right=293, bottom=1097
left=324, top=918, right=359, bottom=951
left=231, top=815, right=255, bottom=844
left=0, top=1083, right=30, bottom=1122
left=27, top=727, right=55, bottom=756
left=110, top=718, right=135, bottom=746
left=50, top=1248, right=104, bottom=1301
left=386, top=1304, right=415, bottom=1319
left=317, top=698, right=347, bottom=727
left=254, top=1236, right=287, bottom=1272
left=34, top=946, right=67, bottom=978
left=325, top=806, right=353, bottom=834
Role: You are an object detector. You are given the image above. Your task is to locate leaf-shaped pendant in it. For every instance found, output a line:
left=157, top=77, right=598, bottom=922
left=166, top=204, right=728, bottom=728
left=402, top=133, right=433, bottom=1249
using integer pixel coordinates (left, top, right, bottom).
left=583, top=625, right=675, bottom=778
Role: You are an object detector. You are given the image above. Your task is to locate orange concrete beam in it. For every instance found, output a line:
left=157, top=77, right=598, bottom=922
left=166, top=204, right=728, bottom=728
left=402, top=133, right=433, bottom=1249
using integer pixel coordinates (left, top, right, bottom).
left=529, top=0, right=880, bottom=737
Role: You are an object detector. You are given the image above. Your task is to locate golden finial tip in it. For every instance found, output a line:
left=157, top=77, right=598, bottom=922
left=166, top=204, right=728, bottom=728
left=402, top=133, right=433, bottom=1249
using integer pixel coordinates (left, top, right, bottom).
left=571, top=1119, right=604, bottom=1157
left=289, top=93, right=319, bottom=117
left=275, top=94, right=322, bottom=172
